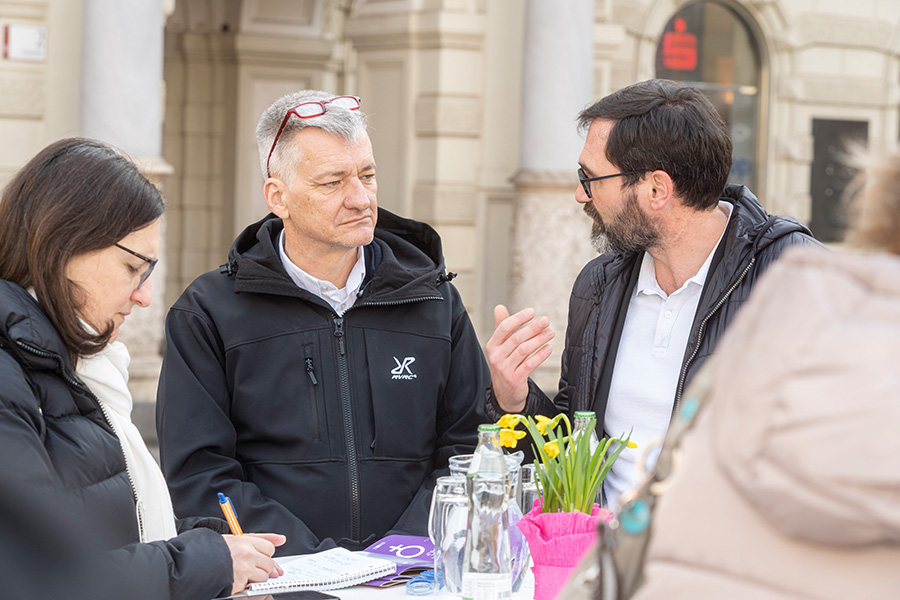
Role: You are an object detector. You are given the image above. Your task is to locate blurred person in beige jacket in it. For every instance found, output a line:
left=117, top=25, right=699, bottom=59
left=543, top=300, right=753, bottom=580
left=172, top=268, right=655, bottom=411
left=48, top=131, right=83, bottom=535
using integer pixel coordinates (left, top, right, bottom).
left=575, top=149, right=900, bottom=600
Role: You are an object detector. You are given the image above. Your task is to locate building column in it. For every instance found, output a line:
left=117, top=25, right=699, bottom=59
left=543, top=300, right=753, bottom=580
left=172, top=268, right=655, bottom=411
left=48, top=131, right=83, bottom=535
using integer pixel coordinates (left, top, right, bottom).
left=80, top=0, right=171, bottom=437
left=511, top=0, right=595, bottom=392
left=345, top=1, right=488, bottom=327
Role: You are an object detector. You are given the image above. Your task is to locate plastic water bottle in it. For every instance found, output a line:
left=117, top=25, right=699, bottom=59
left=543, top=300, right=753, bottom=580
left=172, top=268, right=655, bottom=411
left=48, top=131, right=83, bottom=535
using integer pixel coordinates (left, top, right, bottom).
left=451, top=452, right=529, bottom=593
left=573, top=411, right=603, bottom=507
left=462, top=424, right=512, bottom=600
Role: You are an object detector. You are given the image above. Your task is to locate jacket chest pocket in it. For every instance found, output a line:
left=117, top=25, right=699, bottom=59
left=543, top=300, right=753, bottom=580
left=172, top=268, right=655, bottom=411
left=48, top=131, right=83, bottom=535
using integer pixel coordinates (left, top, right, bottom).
left=362, top=329, right=449, bottom=459
left=229, top=333, right=329, bottom=457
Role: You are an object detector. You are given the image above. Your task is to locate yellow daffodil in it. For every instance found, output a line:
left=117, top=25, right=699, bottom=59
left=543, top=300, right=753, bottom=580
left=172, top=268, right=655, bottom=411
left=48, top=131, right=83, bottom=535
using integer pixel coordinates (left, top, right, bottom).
left=496, top=414, right=521, bottom=429
left=543, top=440, right=560, bottom=458
left=535, top=415, right=553, bottom=435
left=498, top=427, right=526, bottom=448
left=476, top=414, right=633, bottom=514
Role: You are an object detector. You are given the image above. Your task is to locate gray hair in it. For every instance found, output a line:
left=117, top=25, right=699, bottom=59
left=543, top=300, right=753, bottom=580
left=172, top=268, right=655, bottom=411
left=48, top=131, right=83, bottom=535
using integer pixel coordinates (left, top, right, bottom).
left=255, top=89, right=368, bottom=181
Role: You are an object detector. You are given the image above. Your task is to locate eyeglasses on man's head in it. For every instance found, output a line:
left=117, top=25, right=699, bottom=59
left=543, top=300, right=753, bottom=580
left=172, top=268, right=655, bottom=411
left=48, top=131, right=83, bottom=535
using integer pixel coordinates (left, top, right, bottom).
left=115, top=243, right=157, bottom=290
left=577, top=168, right=644, bottom=199
left=265, top=95, right=362, bottom=178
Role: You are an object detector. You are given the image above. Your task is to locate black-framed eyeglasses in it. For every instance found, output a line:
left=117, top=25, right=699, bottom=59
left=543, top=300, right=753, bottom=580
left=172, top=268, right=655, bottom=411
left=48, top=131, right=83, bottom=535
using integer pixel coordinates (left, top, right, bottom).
left=265, top=95, right=362, bottom=178
left=577, top=168, right=643, bottom=199
left=115, top=243, right=158, bottom=290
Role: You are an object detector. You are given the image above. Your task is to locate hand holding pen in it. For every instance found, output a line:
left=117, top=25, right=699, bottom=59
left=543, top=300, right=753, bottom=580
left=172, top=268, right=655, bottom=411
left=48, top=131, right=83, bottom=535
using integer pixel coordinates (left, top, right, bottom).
left=218, top=491, right=287, bottom=594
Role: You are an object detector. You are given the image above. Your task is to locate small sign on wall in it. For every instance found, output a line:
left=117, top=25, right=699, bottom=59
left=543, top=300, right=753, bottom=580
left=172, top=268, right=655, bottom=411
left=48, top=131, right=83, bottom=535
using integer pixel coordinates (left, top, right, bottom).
left=3, top=24, right=48, bottom=62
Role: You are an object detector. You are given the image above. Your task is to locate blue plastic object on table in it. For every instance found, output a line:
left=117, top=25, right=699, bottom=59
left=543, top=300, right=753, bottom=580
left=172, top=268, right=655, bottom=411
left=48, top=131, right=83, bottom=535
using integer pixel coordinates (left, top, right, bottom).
left=406, top=569, right=435, bottom=596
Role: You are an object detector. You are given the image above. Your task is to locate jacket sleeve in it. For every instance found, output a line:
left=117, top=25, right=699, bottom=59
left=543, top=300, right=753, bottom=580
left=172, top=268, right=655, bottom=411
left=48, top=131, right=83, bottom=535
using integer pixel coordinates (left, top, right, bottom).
left=101, top=527, right=233, bottom=600
left=177, top=515, right=230, bottom=535
left=0, top=352, right=60, bottom=487
left=484, top=378, right=560, bottom=422
left=388, top=283, right=490, bottom=535
left=157, top=306, right=335, bottom=554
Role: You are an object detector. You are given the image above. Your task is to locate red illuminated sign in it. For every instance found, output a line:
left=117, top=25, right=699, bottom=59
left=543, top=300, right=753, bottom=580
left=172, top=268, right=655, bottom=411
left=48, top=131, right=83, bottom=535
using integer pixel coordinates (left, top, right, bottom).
left=661, top=18, right=697, bottom=71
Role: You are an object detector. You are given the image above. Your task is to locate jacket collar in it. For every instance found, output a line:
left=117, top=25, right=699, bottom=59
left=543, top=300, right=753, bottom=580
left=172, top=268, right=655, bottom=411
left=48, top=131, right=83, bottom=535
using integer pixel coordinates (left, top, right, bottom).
left=0, top=279, right=71, bottom=373
left=719, top=183, right=811, bottom=254
left=222, top=208, right=451, bottom=303
left=704, top=184, right=811, bottom=294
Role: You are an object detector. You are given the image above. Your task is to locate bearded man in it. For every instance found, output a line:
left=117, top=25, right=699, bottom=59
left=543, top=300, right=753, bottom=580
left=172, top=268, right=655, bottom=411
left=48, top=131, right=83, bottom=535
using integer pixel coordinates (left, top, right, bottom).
left=484, top=79, right=821, bottom=507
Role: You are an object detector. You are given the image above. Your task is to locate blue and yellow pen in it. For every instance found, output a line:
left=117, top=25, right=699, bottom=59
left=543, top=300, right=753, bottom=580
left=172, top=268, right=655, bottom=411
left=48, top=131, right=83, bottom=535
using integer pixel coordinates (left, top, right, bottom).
left=218, top=492, right=244, bottom=535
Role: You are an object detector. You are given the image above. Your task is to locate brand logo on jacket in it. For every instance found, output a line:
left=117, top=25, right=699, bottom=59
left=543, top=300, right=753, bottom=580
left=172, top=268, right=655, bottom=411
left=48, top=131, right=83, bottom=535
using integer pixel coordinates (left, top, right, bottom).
left=391, top=357, right=417, bottom=380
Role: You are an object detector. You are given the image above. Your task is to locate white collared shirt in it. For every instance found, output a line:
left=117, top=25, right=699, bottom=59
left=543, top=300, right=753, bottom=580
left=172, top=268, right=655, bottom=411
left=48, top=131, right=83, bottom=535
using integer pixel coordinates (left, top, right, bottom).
left=277, top=230, right=366, bottom=316
left=603, top=202, right=733, bottom=508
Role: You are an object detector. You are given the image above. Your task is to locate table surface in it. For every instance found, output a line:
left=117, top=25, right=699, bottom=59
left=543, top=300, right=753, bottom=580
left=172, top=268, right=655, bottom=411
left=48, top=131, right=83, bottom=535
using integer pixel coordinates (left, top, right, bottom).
left=338, top=571, right=535, bottom=600
left=227, top=571, right=535, bottom=600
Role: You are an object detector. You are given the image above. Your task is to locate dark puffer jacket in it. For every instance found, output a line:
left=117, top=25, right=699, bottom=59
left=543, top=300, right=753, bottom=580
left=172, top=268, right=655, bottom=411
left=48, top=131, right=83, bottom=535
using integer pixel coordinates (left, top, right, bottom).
left=157, top=208, right=489, bottom=555
left=0, top=279, right=232, bottom=600
left=486, top=185, right=823, bottom=433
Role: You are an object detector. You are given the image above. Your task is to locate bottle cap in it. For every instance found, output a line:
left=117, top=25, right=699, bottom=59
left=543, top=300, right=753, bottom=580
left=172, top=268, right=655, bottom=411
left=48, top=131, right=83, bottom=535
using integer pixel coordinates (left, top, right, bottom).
left=573, top=411, right=596, bottom=419
left=477, top=424, right=502, bottom=432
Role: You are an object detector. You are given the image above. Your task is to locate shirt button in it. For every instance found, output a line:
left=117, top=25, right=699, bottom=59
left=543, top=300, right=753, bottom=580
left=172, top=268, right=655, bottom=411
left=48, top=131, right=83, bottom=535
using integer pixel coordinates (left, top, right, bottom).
left=340, top=303, right=346, bottom=311
left=664, top=310, right=673, bottom=319
left=320, top=285, right=328, bottom=292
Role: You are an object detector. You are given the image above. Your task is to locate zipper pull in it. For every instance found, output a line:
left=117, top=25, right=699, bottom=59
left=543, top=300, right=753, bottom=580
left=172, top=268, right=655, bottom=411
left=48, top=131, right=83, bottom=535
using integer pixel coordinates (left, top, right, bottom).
left=135, top=499, right=147, bottom=543
left=305, top=357, right=318, bottom=385
left=333, top=317, right=345, bottom=356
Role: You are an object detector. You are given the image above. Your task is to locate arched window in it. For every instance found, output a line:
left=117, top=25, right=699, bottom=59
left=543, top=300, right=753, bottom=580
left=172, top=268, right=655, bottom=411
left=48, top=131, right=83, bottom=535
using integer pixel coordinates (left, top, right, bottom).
left=656, top=2, right=762, bottom=191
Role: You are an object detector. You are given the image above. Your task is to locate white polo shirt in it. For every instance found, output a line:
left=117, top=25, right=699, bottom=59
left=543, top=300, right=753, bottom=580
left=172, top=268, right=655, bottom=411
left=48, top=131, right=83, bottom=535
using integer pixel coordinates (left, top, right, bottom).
left=603, top=202, right=732, bottom=508
left=277, top=230, right=366, bottom=316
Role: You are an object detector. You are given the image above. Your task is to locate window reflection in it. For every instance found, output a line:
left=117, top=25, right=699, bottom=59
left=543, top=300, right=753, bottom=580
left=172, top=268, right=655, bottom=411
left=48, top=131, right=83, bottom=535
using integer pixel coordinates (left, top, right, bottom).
left=656, top=2, right=762, bottom=191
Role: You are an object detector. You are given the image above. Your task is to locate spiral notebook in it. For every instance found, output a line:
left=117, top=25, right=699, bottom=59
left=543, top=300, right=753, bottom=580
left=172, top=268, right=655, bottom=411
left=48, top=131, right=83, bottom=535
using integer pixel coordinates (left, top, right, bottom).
left=247, top=547, right=396, bottom=592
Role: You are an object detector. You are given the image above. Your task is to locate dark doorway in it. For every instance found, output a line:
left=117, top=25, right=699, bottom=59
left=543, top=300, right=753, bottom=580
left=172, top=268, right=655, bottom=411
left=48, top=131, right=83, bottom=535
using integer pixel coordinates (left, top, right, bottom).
left=810, top=119, right=868, bottom=243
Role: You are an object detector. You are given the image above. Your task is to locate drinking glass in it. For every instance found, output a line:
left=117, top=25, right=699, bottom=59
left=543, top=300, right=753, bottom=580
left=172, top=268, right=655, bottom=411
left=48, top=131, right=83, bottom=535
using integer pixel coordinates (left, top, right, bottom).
left=428, top=475, right=468, bottom=594
left=448, top=453, right=473, bottom=477
left=519, top=463, right=541, bottom=514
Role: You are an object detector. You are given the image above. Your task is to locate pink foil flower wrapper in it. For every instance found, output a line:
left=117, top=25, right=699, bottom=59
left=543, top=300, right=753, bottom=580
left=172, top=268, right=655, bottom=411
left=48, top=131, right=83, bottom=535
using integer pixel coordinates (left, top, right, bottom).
left=516, top=499, right=613, bottom=600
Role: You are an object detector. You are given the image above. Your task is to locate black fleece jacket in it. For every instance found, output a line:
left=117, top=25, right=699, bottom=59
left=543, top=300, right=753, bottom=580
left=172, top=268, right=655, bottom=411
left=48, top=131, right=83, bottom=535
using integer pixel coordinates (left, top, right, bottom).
left=157, top=208, right=489, bottom=555
left=486, top=185, right=824, bottom=434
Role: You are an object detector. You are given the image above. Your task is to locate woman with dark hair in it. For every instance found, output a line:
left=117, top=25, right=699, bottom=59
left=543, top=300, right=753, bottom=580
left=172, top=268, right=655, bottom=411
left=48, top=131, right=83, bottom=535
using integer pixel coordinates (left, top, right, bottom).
left=0, top=138, right=284, bottom=599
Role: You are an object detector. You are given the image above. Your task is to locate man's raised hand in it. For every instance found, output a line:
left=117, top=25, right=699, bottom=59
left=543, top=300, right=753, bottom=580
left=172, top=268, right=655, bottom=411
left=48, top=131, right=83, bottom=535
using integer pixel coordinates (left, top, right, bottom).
left=485, top=304, right=554, bottom=413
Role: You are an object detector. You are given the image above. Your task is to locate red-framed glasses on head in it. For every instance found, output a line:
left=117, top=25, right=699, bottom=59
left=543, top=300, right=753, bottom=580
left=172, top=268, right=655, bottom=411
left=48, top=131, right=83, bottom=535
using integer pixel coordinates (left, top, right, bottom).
left=265, top=95, right=361, bottom=178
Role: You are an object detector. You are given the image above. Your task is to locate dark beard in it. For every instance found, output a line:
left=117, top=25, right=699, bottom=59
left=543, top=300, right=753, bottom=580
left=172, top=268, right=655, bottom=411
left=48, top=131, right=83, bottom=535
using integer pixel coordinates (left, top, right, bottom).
left=583, top=190, right=660, bottom=254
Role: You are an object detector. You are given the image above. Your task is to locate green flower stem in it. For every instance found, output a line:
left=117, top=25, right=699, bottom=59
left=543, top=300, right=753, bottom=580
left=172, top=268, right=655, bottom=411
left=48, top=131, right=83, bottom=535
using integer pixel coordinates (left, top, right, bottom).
left=497, top=413, right=633, bottom=515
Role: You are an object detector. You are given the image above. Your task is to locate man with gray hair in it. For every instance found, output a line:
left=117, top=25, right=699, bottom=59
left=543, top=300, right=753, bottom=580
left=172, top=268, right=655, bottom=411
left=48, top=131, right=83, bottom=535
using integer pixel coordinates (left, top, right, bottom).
left=157, top=90, right=489, bottom=555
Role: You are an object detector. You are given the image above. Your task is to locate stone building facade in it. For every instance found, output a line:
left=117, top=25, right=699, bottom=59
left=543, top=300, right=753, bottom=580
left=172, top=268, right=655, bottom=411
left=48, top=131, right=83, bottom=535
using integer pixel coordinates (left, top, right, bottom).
left=1, top=0, right=899, bottom=440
